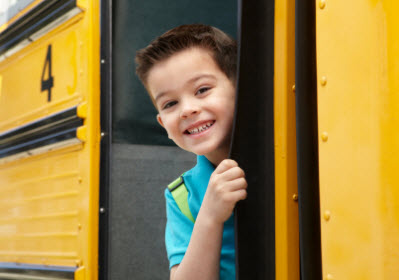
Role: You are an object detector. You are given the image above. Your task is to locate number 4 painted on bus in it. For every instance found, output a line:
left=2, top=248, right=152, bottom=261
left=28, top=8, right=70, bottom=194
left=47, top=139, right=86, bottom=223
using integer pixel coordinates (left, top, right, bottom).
left=41, top=45, right=54, bottom=102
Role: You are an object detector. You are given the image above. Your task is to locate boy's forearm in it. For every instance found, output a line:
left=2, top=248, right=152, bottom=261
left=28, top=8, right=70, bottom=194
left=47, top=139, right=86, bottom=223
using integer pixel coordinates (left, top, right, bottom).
left=171, top=160, right=247, bottom=280
left=171, top=210, right=223, bottom=280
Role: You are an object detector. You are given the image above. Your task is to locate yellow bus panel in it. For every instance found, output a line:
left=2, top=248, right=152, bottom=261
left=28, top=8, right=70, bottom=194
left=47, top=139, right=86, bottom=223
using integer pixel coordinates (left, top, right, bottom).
left=0, top=145, right=83, bottom=266
left=0, top=0, right=100, bottom=279
left=0, top=13, right=85, bottom=132
left=317, top=0, right=399, bottom=279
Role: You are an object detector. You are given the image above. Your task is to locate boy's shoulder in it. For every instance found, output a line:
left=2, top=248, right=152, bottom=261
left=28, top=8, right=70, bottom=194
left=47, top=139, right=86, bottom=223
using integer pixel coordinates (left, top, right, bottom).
left=165, top=155, right=214, bottom=220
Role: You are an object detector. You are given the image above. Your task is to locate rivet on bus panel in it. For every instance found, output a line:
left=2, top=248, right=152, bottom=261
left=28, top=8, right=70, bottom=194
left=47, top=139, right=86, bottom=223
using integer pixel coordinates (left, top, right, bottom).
left=320, top=76, right=327, bottom=86
left=321, top=132, right=328, bottom=142
left=75, top=259, right=83, bottom=266
left=324, top=210, right=331, bottom=221
left=78, top=224, right=82, bottom=230
left=292, top=84, right=295, bottom=93
left=292, top=194, right=298, bottom=201
left=326, top=274, right=334, bottom=280
left=78, top=177, right=82, bottom=183
left=319, top=0, right=326, bottom=9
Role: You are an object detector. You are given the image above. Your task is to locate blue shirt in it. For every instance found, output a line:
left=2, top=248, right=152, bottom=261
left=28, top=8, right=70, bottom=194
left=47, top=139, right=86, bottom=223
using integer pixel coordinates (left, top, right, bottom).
left=165, top=155, right=235, bottom=279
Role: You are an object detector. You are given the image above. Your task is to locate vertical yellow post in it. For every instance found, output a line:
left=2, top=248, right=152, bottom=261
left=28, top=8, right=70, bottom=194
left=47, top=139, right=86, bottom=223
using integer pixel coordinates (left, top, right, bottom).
left=274, top=0, right=300, bottom=279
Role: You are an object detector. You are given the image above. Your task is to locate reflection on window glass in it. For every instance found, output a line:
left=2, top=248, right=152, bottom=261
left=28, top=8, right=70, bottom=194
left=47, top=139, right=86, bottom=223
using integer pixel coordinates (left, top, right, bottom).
left=112, top=0, right=237, bottom=146
left=0, top=0, right=36, bottom=27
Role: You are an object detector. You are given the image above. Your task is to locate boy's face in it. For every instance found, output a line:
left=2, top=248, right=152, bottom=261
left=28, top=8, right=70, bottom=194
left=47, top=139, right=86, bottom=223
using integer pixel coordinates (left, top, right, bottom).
left=147, top=47, right=235, bottom=165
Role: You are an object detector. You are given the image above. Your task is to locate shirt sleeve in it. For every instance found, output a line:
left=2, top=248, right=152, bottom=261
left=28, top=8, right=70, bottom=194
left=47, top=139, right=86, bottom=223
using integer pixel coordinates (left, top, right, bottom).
left=164, top=188, right=195, bottom=269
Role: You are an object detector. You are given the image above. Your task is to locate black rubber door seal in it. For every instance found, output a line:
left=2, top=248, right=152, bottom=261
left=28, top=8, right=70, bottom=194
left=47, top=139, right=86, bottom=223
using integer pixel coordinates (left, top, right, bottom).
left=230, top=0, right=276, bottom=279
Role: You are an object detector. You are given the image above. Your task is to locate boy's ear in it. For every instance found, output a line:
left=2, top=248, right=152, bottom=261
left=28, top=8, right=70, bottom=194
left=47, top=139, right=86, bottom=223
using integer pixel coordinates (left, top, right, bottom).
left=157, top=114, right=171, bottom=139
left=156, top=114, right=165, bottom=128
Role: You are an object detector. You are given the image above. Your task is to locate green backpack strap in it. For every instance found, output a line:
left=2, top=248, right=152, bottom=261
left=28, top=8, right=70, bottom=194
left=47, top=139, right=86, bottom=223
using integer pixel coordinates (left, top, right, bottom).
left=167, top=175, right=195, bottom=223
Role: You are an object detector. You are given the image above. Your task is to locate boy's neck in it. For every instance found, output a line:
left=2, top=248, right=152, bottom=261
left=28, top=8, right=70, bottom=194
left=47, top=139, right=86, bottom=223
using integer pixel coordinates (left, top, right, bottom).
left=204, top=147, right=229, bottom=167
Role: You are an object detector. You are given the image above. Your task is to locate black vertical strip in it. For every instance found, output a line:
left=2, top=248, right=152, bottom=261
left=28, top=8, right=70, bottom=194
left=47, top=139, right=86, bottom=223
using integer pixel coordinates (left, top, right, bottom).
left=231, top=0, right=275, bottom=279
left=295, top=0, right=322, bottom=279
left=99, top=0, right=112, bottom=279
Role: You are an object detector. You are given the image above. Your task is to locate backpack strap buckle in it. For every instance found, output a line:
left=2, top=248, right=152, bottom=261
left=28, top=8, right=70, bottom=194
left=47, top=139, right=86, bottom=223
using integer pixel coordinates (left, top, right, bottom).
left=167, top=176, right=184, bottom=192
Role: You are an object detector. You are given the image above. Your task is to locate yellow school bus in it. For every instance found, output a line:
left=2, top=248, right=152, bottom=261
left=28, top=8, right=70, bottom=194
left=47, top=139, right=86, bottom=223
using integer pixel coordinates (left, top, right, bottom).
left=0, top=0, right=398, bottom=279
left=0, top=0, right=100, bottom=279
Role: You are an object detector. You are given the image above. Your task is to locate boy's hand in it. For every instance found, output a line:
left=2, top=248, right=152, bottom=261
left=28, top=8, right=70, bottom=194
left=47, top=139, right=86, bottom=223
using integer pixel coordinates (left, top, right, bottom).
left=171, top=159, right=245, bottom=280
left=201, top=159, right=247, bottom=225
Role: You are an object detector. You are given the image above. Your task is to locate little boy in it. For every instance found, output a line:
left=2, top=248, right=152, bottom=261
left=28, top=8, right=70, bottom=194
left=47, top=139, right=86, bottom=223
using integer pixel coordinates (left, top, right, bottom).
left=135, top=24, right=247, bottom=280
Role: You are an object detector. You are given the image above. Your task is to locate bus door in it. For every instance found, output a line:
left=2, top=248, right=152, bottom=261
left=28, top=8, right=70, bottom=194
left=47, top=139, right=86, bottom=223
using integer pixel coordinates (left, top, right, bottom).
left=100, top=0, right=236, bottom=279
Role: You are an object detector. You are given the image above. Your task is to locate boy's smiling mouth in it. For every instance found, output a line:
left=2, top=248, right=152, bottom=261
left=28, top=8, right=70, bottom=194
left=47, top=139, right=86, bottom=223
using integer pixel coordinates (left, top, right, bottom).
left=185, top=121, right=215, bottom=135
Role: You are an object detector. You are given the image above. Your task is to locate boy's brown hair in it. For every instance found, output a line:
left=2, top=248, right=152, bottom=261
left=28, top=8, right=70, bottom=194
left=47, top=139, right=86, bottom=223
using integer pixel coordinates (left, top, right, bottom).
left=135, top=24, right=237, bottom=90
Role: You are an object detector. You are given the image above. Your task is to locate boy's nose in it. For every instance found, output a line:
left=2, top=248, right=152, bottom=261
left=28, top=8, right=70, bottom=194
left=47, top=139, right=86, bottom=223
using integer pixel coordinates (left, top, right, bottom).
left=179, top=103, right=200, bottom=119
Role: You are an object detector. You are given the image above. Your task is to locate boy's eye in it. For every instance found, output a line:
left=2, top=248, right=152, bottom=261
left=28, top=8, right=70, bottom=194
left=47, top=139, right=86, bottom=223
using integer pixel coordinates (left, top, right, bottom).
left=163, top=101, right=177, bottom=110
left=196, top=87, right=210, bottom=95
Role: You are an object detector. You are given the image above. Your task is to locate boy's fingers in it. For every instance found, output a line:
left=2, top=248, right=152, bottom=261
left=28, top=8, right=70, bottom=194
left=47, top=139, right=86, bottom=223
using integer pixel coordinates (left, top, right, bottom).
left=226, top=189, right=247, bottom=202
left=214, top=159, right=238, bottom=174
left=223, top=177, right=247, bottom=192
left=218, top=166, right=245, bottom=181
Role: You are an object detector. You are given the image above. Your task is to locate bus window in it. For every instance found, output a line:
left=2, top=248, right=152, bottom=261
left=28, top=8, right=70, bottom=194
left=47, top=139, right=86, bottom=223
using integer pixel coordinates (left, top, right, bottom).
left=106, top=0, right=237, bottom=279
left=0, top=0, right=36, bottom=27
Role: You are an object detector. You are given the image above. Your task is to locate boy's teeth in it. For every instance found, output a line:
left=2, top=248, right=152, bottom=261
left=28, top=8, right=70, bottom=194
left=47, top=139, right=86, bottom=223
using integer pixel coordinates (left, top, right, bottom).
left=188, top=121, right=214, bottom=134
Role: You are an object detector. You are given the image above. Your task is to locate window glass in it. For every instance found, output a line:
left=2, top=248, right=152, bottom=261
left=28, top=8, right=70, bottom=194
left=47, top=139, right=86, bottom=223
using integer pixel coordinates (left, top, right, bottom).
left=0, top=0, right=36, bottom=27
